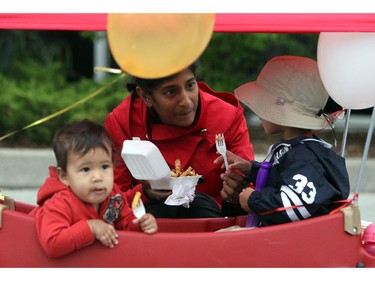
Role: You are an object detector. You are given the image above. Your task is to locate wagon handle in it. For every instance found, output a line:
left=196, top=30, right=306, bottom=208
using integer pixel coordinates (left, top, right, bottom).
left=0, top=191, right=15, bottom=229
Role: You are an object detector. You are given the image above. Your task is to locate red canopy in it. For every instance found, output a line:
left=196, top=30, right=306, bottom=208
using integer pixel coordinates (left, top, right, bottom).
left=0, top=13, right=375, bottom=32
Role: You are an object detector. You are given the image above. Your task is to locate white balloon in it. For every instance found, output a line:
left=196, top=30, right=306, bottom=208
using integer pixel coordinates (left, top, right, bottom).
left=317, top=32, right=375, bottom=110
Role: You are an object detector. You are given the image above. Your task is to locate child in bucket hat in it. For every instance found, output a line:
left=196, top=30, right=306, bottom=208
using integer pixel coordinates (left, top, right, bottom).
left=235, top=55, right=330, bottom=131
left=218, top=56, right=350, bottom=227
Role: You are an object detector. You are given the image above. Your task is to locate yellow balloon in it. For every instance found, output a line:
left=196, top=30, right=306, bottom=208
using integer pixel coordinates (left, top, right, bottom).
left=107, top=13, right=215, bottom=79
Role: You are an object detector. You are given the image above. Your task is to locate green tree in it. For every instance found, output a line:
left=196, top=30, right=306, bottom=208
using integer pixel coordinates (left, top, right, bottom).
left=199, top=32, right=318, bottom=91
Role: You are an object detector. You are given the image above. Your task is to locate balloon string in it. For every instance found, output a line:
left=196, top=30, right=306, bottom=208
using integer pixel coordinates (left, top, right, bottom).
left=340, top=109, right=351, bottom=158
left=94, top=66, right=123, bottom=74
left=0, top=73, right=126, bottom=142
left=354, top=106, right=375, bottom=198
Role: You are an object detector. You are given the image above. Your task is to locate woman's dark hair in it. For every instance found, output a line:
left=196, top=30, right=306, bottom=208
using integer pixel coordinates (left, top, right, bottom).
left=52, top=119, right=113, bottom=171
left=126, top=60, right=200, bottom=95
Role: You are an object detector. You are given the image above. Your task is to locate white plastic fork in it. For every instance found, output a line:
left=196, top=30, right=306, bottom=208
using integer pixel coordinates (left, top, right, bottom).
left=132, top=191, right=146, bottom=219
left=215, top=133, right=229, bottom=171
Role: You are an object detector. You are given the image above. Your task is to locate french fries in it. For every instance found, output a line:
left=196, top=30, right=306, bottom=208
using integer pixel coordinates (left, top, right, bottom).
left=132, top=191, right=142, bottom=209
left=170, top=158, right=198, bottom=177
left=215, top=134, right=224, bottom=141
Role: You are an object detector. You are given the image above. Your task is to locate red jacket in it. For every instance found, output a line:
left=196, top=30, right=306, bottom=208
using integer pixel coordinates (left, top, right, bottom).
left=30, top=167, right=139, bottom=257
left=105, top=82, right=254, bottom=207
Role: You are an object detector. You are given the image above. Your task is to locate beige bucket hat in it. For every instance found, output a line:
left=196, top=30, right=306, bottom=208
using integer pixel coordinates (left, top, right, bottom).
left=234, top=56, right=330, bottom=130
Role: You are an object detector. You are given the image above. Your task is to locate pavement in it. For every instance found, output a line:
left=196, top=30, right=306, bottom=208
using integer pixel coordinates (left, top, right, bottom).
left=1, top=147, right=375, bottom=222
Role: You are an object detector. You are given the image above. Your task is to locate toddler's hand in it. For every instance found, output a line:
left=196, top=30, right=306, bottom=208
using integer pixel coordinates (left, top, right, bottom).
left=218, top=150, right=252, bottom=204
left=87, top=219, right=119, bottom=248
left=133, top=213, right=158, bottom=234
left=239, top=187, right=254, bottom=212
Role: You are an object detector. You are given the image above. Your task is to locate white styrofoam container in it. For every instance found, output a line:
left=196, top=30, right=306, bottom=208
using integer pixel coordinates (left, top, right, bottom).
left=121, top=138, right=201, bottom=191
left=121, top=138, right=170, bottom=181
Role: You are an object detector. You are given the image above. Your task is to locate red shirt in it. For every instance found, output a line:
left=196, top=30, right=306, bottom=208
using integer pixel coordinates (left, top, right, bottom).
left=105, top=82, right=254, bottom=207
left=30, top=167, right=139, bottom=257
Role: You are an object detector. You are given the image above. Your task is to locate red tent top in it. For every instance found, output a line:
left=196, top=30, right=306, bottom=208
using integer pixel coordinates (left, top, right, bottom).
left=0, top=13, right=375, bottom=32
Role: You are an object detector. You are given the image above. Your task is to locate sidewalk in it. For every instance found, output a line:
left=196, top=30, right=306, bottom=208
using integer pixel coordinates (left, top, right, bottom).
left=2, top=148, right=375, bottom=191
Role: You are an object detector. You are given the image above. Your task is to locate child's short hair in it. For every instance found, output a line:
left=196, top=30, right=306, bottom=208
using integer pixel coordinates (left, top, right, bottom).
left=52, top=119, right=113, bottom=171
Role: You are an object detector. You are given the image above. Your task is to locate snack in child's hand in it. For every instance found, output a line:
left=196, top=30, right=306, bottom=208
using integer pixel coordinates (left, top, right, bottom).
left=170, top=158, right=199, bottom=177
left=132, top=191, right=142, bottom=209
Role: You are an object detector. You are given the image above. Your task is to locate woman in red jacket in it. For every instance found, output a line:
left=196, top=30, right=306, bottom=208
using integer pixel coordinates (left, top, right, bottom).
left=105, top=61, right=254, bottom=218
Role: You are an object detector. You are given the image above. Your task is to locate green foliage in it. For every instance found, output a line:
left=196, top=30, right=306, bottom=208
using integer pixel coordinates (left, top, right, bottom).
left=0, top=62, right=128, bottom=147
left=199, top=32, right=318, bottom=91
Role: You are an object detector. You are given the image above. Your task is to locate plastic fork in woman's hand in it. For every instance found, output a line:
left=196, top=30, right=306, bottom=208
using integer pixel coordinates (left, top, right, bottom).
left=215, top=133, right=229, bottom=171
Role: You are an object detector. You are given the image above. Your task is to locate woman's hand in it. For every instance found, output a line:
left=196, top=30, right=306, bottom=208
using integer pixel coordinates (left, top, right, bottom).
left=141, top=181, right=172, bottom=201
left=215, top=150, right=253, bottom=204
left=220, top=170, right=246, bottom=205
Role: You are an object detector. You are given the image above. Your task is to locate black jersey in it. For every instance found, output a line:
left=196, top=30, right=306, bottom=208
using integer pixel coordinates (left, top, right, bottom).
left=248, top=136, right=350, bottom=226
